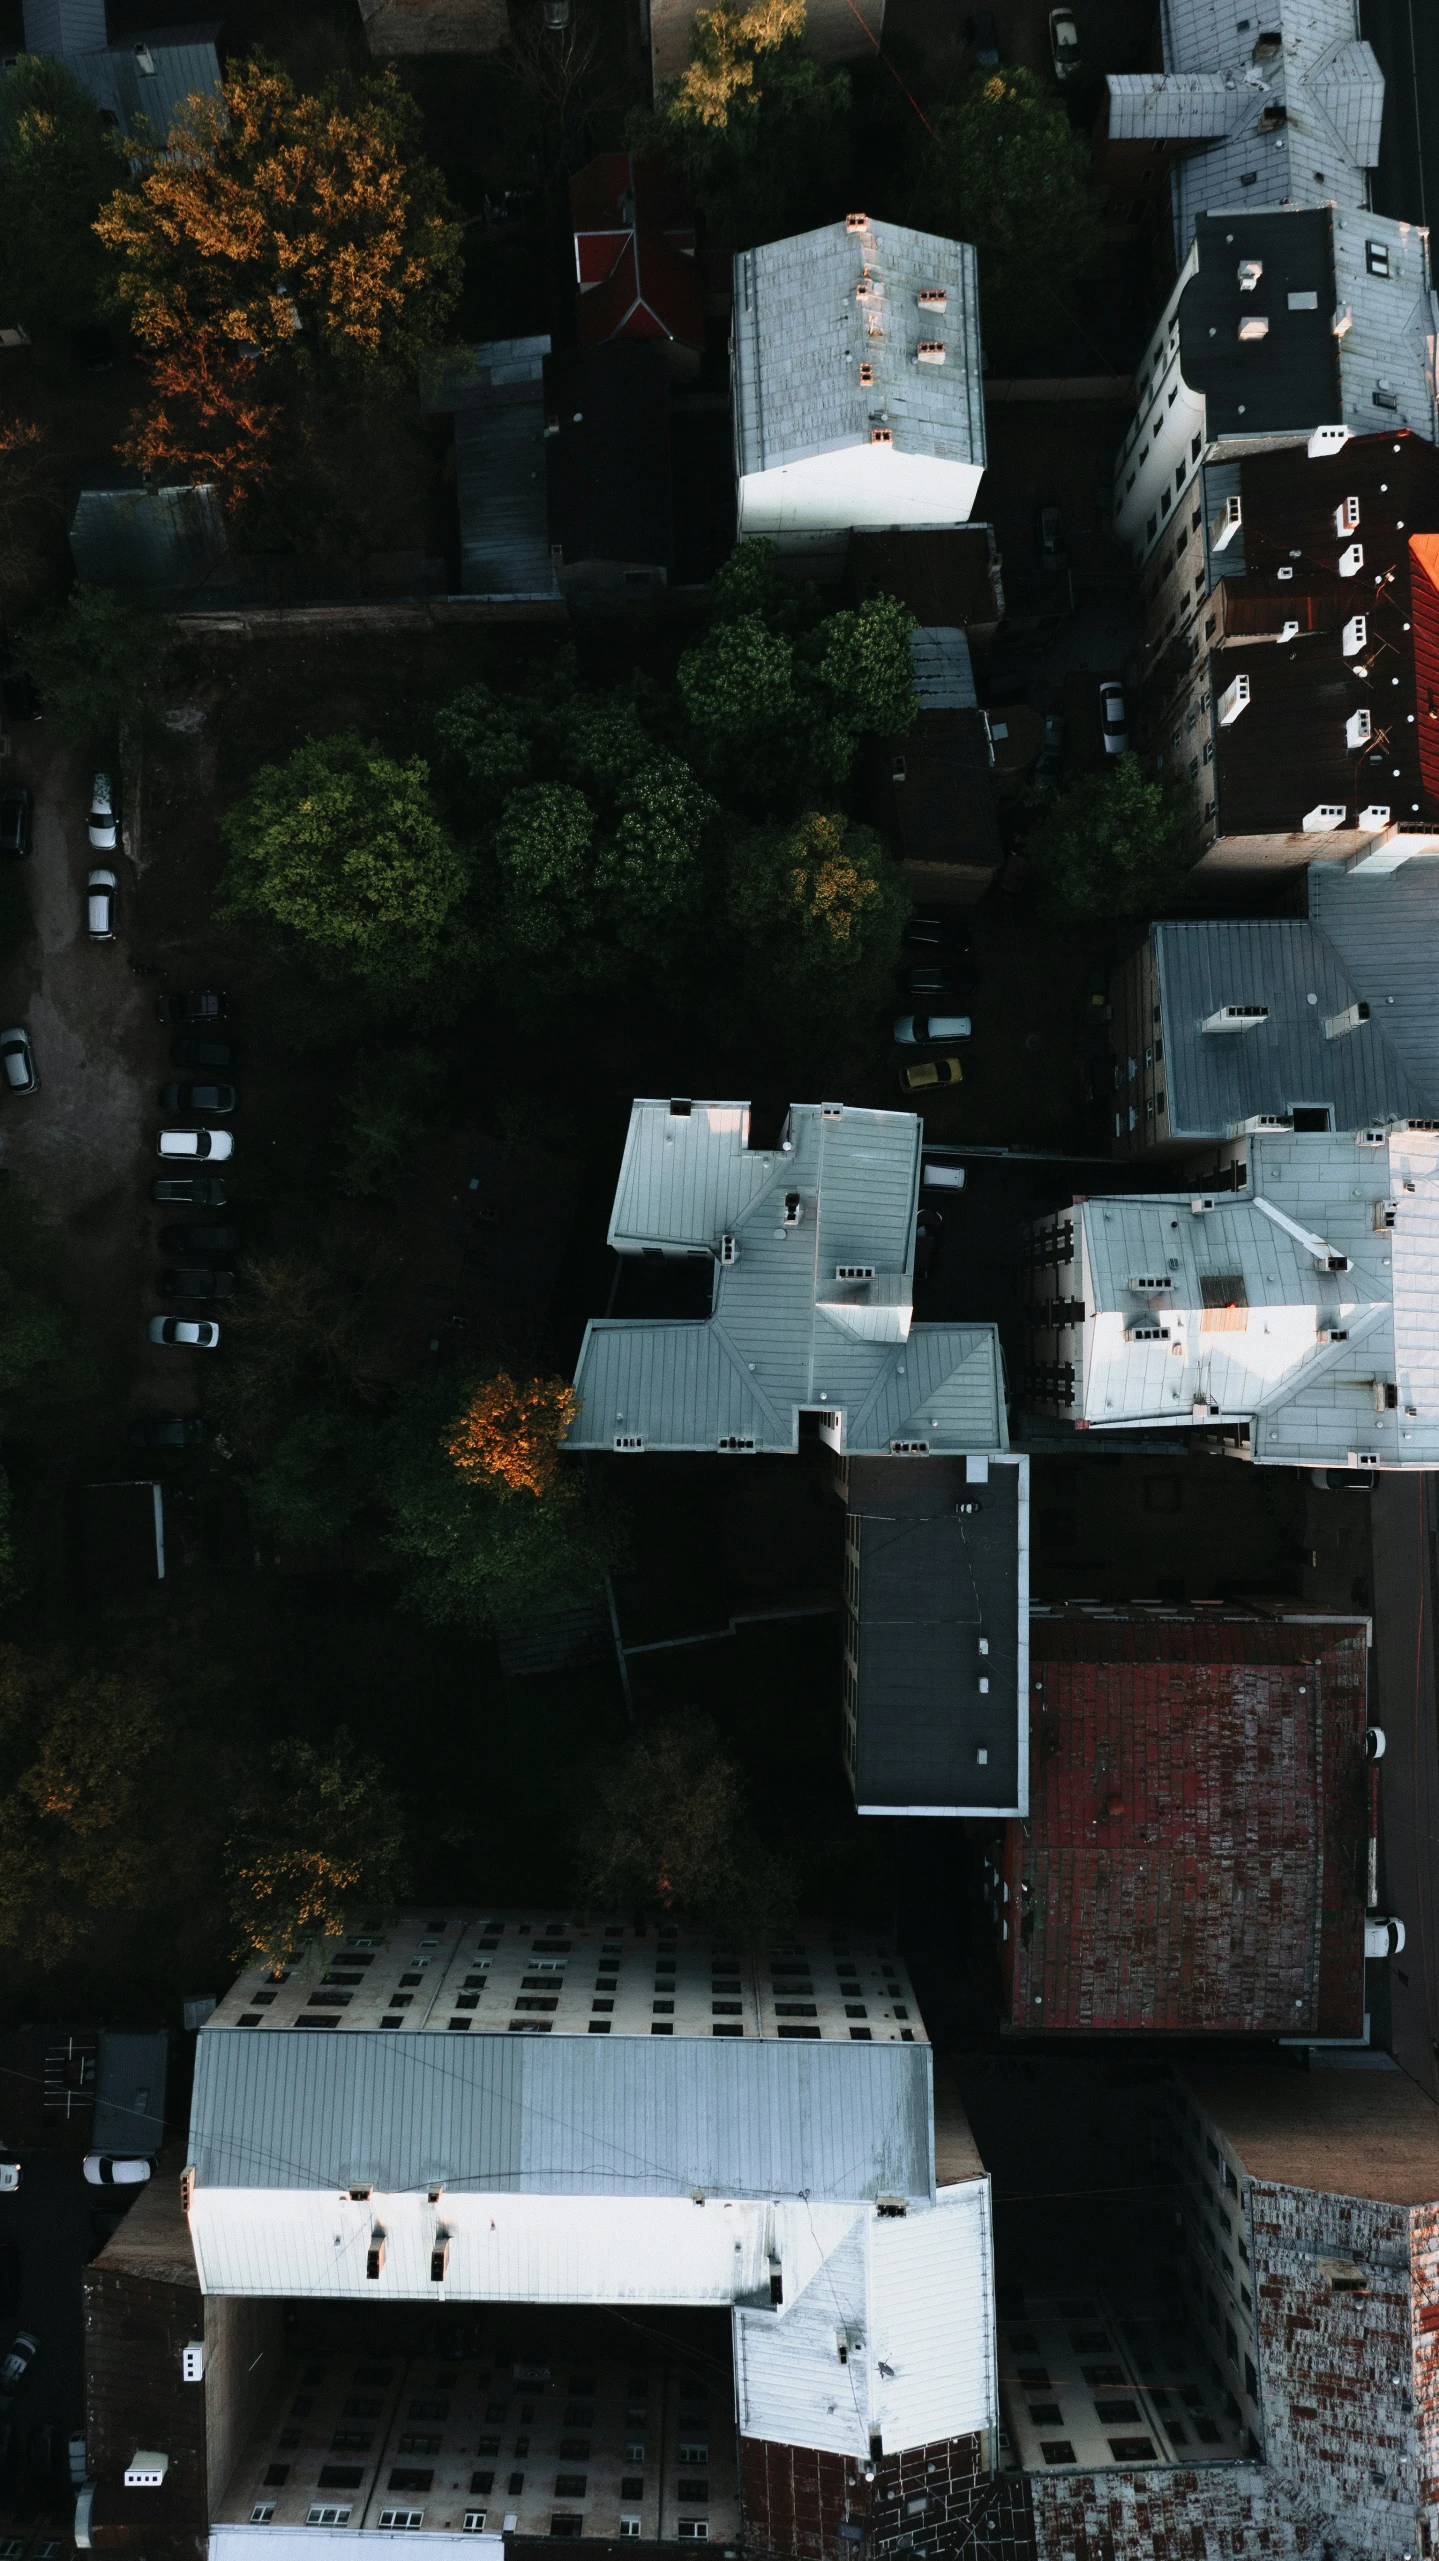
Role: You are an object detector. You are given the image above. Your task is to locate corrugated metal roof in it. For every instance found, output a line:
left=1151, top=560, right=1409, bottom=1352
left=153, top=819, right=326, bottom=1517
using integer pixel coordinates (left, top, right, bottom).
left=908, top=626, right=974, bottom=713
left=54, top=35, right=222, bottom=141
left=68, top=479, right=230, bottom=593
left=1153, top=918, right=1420, bottom=1138
left=1154, top=2, right=1386, bottom=250
left=189, top=2029, right=935, bottom=2202
left=1308, top=861, right=1439, bottom=1096
left=572, top=1102, right=1006, bottom=1455
left=867, top=2180, right=996, bottom=2446
left=732, top=220, right=984, bottom=479
left=455, top=398, right=558, bottom=601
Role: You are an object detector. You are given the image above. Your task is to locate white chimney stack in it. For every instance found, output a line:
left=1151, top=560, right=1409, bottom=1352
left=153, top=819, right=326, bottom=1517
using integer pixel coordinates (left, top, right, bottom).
left=1324, top=1000, right=1371, bottom=1039
left=1218, top=673, right=1250, bottom=724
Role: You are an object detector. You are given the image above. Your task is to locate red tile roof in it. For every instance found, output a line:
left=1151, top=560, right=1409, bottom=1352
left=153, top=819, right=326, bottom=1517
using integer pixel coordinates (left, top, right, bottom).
left=570, top=153, right=702, bottom=352
left=577, top=227, right=705, bottom=354
left=1000, top=1614, right=1370, bottom=2037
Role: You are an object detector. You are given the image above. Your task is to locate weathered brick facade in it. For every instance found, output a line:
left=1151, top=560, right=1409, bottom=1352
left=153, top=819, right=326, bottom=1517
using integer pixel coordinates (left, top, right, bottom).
left=740, top=2432, right=998, bottom=2561
left=1032, top=2465, right=1314, bottom=2558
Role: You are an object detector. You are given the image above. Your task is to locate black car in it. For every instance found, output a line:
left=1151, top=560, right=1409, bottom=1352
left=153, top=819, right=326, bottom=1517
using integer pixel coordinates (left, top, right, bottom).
left=170, top=1038, right=238, bottom=1071
left=0, top=788, right=32, bottom=859
left=914, top=1209, right=944, bottom=1279
left=152, top=1174, right=228, bottom=1208
left=127, top=1416, right=206, bottom=1450
left=156, top=989, right=228, bottom=1026
left=903, top=961, right=977, bottom=1002
left=159, top=1224, right=239, bottom=1255
left=160, top=1081, right=237, bottom=1114
left=1036, top=503, right=1066, bottom=568
left=903, top=912, right=972, bottom=957
left=156, top=1267, right=236, bottom=1300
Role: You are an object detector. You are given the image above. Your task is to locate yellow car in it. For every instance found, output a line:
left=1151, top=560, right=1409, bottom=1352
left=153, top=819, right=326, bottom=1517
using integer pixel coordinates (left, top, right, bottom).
left=898, top=1055, right=964, bottom=1095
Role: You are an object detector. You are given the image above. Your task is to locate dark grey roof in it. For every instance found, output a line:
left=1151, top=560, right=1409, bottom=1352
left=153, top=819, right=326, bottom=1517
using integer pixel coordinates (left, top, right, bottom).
left=1307, top=861, right=1439, bottom=1097
left=67, top=475, right=230, bottom=593
left=189, top=2027, right=935, bottom=2202
left=545, top=343, right=671, bottom=572
left=845, top=1456, right=1025, bottom=1814
left=1179, top=210, right=1339, bottom=435
left=94, top=2030, right=168, bottom=2155
left=1153, top=916, right=1423, bottom=1136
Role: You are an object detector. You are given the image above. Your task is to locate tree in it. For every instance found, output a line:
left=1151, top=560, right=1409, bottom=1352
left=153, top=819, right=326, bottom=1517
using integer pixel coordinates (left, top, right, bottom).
left=205, top=1242, right=390, bottom=1468
left=220, top=733, right=469, bottom=997
left=0, top=413, right=51, bottom=623
left=638, top=0, right=850, bottom=248
left=247, top=1408, right=380, bottom=1550
left=725, top=810, right=909, bottom=1020
left=226, top=1732, right=408, bottom=1970
left=22, top=589, right=174, bottom=753
left=599, top=756, right=717, bottom=953
left=0, top=1648, right=174, bottom=1963
left=336, top=1047, right=443, bottom=1198
left=677, top=574, right=916, bottom=807
left=912, top=68, right=1101, bottom=329
left=447, top=1374, right=578, bottom=1501
left=491, top=782, right=598, bottom=959
left=574, top=1711, right=795, bottom=1938
left=432, top=683, right=534, bottom=799
left=95, top=57, right=462, bottom=502
left=812, top=596, right=919, bottom=741
left=0, top=57, right=120, bottom=347
left=1031, top=752, right=1189, bottom=914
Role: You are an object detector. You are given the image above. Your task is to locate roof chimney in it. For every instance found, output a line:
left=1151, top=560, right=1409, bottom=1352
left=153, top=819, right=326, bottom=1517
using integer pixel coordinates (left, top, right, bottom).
left=1238, top=258, right=1263, bottom=290
left=1217, top=673, right=1250, bottom=724
left=1324, top=1000, right=1371, bottom=1039
left=1308, top=424, right=1350, bottom=458
left=1202, top=1003, right=1268, bottom=1033
left=1238, top=315, right=1269, bottom=342
left=1211, top=493, right=1243, bottom=551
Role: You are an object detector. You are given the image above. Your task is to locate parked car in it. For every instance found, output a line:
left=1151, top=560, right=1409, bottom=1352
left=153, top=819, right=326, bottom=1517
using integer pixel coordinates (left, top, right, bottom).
left=0, top=1028, right=36, bottom=1096
left=159, top=1224, right=239, bottom=1255
left=965, top=8, right=999, bottom=63
left=1036, top=504, right=1066, bottom=567
left=87, top=774, right=117, bottom=851
left=0, top=2333, right=37, bottom=2394
left=899, top=1055, right=964, bottom=1095
left=904, top=912, right=972, bottom=956
left=1049, top=5, right=1080, bottom=79
left=156, top=989, right=227, bottom=1025
left=0, top=2162, right=20, bottom=2196
left=903, top=962, right=976, bottom=1001
left=160, top=1081, right=236, bottom=1115
left=83, top=2156, right=152, bottom=2187
left=922, top=1160, right=967, bottom=1191
left=1100, top=680, right=1129, bottom=754
left=148, top=1316, right=220, bottom=1350
left=157, top=1267, right=235, bottom=1301
left=170, top=1037, right=238, bottom=1071
left=1036, top=712, right=1066, bottom=780
left=157, top=1128, right=233, bottom=1161
left=86, top=869, right=117, bottom=941
left=914, top=1208, right=943, bottom=1279
left=152, top=1173, right=229, bottom=1207
left=127, top=1416, right=205, bottom=1449
left=0, top=788, right=32, bottom=859
left=895, top=1012, right=972, bottom=1046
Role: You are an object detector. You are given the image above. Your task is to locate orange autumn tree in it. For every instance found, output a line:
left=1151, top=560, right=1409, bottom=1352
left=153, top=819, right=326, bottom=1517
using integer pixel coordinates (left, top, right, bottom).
left=94, top=57, right=462, bottom=504
left=447, top=1374, right=578, bottom=1502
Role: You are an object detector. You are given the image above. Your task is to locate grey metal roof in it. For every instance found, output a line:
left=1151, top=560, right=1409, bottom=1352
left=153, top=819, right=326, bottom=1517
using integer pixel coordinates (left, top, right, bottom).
left=67, top=477, right=230, bottom=593
left=732, top=219, right=984, bottom=479
left=1152, top=917, right=1424, bottom=1138
left=909, top=627, right=974, bottom=713
left=844, top=1456, right=1027, bottom=1815
left=189, top=2026, right=935, bottom=2202
left=37, top=32, right=223, bottom=142
left=21, top=0, right=106, bottom=47
left=570, top=1102, right=1007, bottom=1456
left=1308, top=860, right=1439, bottom=1095
left=1145, top=0, right=1386, bottom=248
left=93, top=2030, right=168, bottom=2155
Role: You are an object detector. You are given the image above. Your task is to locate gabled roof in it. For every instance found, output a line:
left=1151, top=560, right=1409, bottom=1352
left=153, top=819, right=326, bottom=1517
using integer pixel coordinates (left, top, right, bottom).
left=16, top=10, right=223, bottom=141
left=571, top=151, right=695, bottom=250
left=569, top=1102, right=1007, bottom=1456
left=577, top=226, right=704, bottom=353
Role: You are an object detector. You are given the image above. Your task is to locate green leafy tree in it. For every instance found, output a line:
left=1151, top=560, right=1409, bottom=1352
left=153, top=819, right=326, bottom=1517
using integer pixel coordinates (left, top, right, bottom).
left=636, top=0, right=850, bottom=248
left=247, top=1409, right=381, bottom=1550
left=812, top=596, right=919, bottom=741
left=1032, top=752, right=1188, bottom=914
left=574, top=1710, right=795, bottom=1939
left=336, top=1047, right=443, bottom=1198
left=226, top=1732, right=408, bottom=1970
left=491, top=781, right=598, bottom=958
left=383, top=1370, right=622, bottom=1631
left=678, top=578, right=915, bottom=806
left=0, top=57, right=120, bottom=346
left=726, top=810, right=909, bottom=1021
left=205, top=1244, right=389, bottom=1469
left=432, top=682, right=534, bottom=798
left=913, top=67, right=1101, bottom=330
left=23, top=589, right=174, bottom=753
left=220, top=733, right=469, bottom=997
left=0, top=1648, right=175, bottom=1962
left=598, top=756, right=717, bottom=953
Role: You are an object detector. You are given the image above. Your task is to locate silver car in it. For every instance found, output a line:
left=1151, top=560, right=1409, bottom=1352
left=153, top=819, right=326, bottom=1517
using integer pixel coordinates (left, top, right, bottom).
left=88, top=774, right=118, bottom=851
left=87, top=869, right=117, bottom=940
left=0, top=1028, right=36, bottom=1095
left=1100, top=681, right=1129, bottom=755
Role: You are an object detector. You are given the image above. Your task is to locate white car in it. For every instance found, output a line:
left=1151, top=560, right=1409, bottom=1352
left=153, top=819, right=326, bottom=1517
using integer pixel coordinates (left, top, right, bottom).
left=1100, top=681, right=1129, bottom=755
left=88, top=774, right=118, bottom=851
left=158, top=1127, right=234, bottom=1161
left=1049, top=5, right=1080, bottom=79
left=87, top=869, right=117, bottom=941
left=0, top=2161, right=20, bottom=2195
left=894, top=1012, right=973, bottom=1046
left=83, top=2155, right=152, bottom=2186
left=1, top=1029, right=36, bottom=1095
left=149, top=1316, right=221, bottom=1350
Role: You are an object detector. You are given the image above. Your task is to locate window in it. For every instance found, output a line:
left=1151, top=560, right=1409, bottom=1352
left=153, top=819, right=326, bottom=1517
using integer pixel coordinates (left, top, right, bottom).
left=678, top=2442, right=708, bottom=2465
left=619, top=2521, right=642, bottom=2539
left=378, top=2513, right=425, bottom=2531
left=1039, top=2442, right=1076, bottom=2465
left=250, top=2508, right=276, bottom=2527
left=1245, top=2355, right=1258, bottom=2398
left=1191, top=433, right=1202, bottom=461
left=1147, top=514, right=1157, bottom=540
left=318, top=2468, right=363, bottom=2491
left=485, top=2404, right=508, bottom=2423
left=677, top=2525, right=708, bottom=2542
left=1374, top=383, right=1399, bottom=410
left=555, top=2476, right=588, bottom=2498
left=508, top=2475, right=526, bottom=2496
left=677, top=2480, right=710, bottom=2502
left=621, top=2477, right=645, bottom=2500
left=625, top=2443, right=645, bottom=2465
left=265, top=2466, right=291, bottom=2486
left=306, top=2509, right=352, bottom=2528
left=1093, top=2400, right=1140, bottom=2425
left=1108, top=2437, right=1156, bottom=2462
left=1366, top=239, right=1391, bottom=277
left=1028, top=2403, right=1061, bottom=2425
left=559, top=2441, right=591, bottom=2461
left=471, top=2473, right=495, bottom=2495
left=399, top=2435, right=441, bottom=2457
left=1175, top=462, right=1186, bottom=492
left=550, top=2520, right=583, bottom=2541
left=408, top=2401, right=449, bottom=2421
left=464, top=2516, right=488, bottom=2534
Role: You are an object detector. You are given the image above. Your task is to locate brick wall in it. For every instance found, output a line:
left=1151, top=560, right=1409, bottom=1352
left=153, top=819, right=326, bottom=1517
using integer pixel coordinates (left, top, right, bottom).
left=1031, top=2464, right=1309, bottom=2558
left=1412, top=2205, right=1439, bottom=2506
left=740, top=2434, right=989, bottom=2561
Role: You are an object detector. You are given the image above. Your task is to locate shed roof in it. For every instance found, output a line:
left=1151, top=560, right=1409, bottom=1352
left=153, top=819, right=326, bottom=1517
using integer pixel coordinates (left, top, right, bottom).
left=188, top=2025, right=935, bottom=2202
left=732, top=219, right=984, bottom=481
left=1001, top=1613, right=1370, bottom=2036
left=67, top=475, right=230, bottom=593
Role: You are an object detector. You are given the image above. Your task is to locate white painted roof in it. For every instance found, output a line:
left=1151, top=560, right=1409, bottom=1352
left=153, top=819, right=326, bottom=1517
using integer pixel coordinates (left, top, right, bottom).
left=570, top=1101, right=1007, bottom=1455
left=1065, top=1125, right=1439, bottom=1466
left=732, top=219, right=985, bottom=478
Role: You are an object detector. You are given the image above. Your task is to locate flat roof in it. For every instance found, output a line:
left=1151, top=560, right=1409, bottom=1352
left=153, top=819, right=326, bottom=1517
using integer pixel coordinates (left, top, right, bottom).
left=1182, top=2066, right=1439, bottom=2206
left=1178, top=209, right=1339, bottom=436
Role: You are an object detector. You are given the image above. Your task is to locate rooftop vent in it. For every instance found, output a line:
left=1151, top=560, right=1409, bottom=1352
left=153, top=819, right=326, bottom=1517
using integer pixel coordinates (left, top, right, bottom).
left=1218, top=673, right=1251, bottom=725
left=1211, top=492, right=1243, bottom=552
left=846, top=211, right=869, bottom=232
left=1342, top=614, right=1367, bottom=656
left=1358, top=804, right=1391, bottom=829
left=430, top=2237, right=450, bottom=2283
left=916, top=341, right=946, bottom=365
left=125, top=2454, right=169, bottom=2489
left=613, top=1433, right=645, bottom=1452
left=870, top=427, right=892, bottom=445
left=1338, top=542, right=1364, bottom=577
left=366, top=2232, right=386, bottom=2280
left=783, top=1192, right=803, bottom=1227
left=1278, top=618, right=1300, bottom=643
left=1373, top=1201, right=1398, bottom=1232
left=1128, top=1273, right=1173, bottom=1292
left=890, top=1439, right=930, bottom=1454
left=855, top=278, right=877, bottom=303
left=133, top=41, right=156, bottom=73
left=1335, top=495, right=1361, bottom=534
left=1125, top=1323, right=1170, bottom=1343
left=835, top=1264, right=875, bottom=1280
left=1308, top=424, right=1350, bottom=458
left=1347, top=709, right=1373, bottom=750
left=858, top=361, right=874, bottom=385
left=918, top=286, right=947, bottom=310
left=720, top=1233, right=738, bottom=1265
left=717, top=1434, right=757, bottom=1451
left=181, top=2343, right=204, bottom=2383
left=1325, top=1000, right=1371, bottom=1039
left=1203, top=1002, right=1267, bottom=1031
left=1303, top=803, right=1348, bottom=831
left=1252, top=29, right=1281, bottom=57
left=668, top=1096, right=691, bottom=1117
left=1238, top=315, right=1270, bottom=342
left=1238, top=258, right=1263, bottom=290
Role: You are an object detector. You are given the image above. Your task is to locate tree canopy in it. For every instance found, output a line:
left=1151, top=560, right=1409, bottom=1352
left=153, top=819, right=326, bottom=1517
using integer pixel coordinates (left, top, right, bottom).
left=226, top=1732, right=408, bottom=1971
left=1030, top=752, right=1189, bottom=914
left=726, top=809, right=910, bottom=1018
left=0, top=56, right=119, bottom=346
left=634, top=0, right=850, bottom=247
left=0, top=1649, right=173, bottom=1962
left=447, top=1374, right=578, bottom=1501
left=574, top=1711, right=796, bottom=1940
left=677, top=584, right=916, bottom=805
left=912, top=67, right=1102, bottom=327
left=219, top=732, right=469, bottom=997
left=23, top=588, right=175, bottom=753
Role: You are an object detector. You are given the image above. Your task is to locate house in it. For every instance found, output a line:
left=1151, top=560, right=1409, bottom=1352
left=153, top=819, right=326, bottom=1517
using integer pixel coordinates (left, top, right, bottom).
left=1099, top=1, right=1386, bottom=261
left=996, top=1606, right=1373, bottom=2038
left=80, top=1908, right=1003, bottom=2561
left=1140, top=427, right=1439, bottom=876
left=570, top=155, right=703, bottom=372
left=1021, top=1119, right=1439, bottom=1470
left=1109, top=873, right=1439, bottom=1164
left=419, top=341, right=559, bottom=604
left=648, top=0, right=883, bottom=94
left=1112, top=207, right=1436, bottom=613
left=732, top=216, right=986, bottom=557
left=837, top=1452, right=1029, bottom=1819
left=19, top=0, right=221, bottom=140
left=567, top=1100, right=1008, bottom=1458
